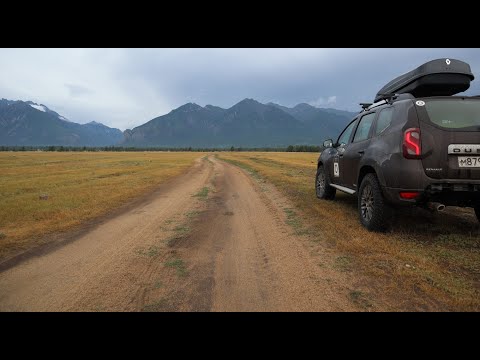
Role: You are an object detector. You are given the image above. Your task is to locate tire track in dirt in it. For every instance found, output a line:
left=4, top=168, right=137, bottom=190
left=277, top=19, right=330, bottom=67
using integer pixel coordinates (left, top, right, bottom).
left=0, top=155, right=364, bottom=312
left=147, top=156, right=359, bottom=312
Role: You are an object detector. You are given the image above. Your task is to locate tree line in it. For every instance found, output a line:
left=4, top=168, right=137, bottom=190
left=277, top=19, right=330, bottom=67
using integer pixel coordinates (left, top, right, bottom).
left=0, top=145, right=322, bottom=152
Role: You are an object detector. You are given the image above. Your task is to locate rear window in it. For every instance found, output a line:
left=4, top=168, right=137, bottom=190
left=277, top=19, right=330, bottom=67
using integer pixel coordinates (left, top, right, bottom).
left=424, top=99, right=480, bottom=129
left=375, top=107, right=394, bottom=135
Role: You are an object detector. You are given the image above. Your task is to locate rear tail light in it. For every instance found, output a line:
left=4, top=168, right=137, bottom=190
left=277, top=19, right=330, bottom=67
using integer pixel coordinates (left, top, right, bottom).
left=403, top=128, right=422, bottom=159
left=399, top=191, right=420, bottom=200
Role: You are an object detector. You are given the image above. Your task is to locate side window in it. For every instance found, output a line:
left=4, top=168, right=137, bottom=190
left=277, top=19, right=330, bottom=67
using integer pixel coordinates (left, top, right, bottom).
left=375, top=107, right=394, bottom=135
left=353, top=113, right=376, bottom=143
left=337, top=119, right=358, bottom=146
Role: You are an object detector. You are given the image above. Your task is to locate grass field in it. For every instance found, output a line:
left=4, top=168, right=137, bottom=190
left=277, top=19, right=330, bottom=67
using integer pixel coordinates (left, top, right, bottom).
left=0, top=152, right=203, bottom=259
left=218, top=152, right=480, bottom=311
left=2, top=150, right=479, bottom=310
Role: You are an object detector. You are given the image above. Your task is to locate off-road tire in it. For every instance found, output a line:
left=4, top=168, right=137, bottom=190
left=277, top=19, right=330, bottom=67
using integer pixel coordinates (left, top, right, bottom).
left=358, top=173, right=390, bottom=232
left=316, top=165, right=336, bottom=200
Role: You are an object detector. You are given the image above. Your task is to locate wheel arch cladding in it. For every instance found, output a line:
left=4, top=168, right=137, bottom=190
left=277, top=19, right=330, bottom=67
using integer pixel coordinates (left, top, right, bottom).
left=358, top=165, right=377, bottom=188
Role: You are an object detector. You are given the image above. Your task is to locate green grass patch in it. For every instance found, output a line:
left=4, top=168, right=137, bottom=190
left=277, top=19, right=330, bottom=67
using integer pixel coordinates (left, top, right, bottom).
left=165, top=258, right=188, bottom=277
left=136, top=245, right=160, bottom=258
left=283, top=208, right=312, bottom=235
left=334, top=255, right=353, bottom=272
left=185, top=210, right=201, bottom=219
left=193, top=187, right=209, bottom=199
left=220, top=158, right=261, bottom=179
left=174, top=225, right=190, bottom=236
left=349, top=290, right=373, bottom=309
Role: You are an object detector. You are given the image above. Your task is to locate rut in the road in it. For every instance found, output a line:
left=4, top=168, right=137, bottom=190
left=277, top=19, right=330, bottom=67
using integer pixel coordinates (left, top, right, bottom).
left=146, top=157, right=356, bottom=312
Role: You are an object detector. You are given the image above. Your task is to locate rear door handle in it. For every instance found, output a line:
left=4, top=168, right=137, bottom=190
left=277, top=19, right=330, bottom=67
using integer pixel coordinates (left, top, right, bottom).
left=358, top=150, right=365, bottom=155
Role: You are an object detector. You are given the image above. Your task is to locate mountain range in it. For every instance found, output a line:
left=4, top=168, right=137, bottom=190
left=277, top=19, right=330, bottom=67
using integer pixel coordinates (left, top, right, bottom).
left=0, top=99, right=123, bottom=146
left=0, top=98, right=357, bottom=147
left=122, top=99, right=356, bottom=147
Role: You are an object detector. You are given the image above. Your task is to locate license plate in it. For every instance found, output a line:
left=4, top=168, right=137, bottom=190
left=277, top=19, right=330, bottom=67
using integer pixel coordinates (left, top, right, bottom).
left=458, top=156, right=480, bottom=168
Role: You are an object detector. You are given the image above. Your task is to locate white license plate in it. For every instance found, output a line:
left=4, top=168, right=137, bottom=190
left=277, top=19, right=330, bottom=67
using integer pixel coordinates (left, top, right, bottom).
left=458, top=156, right=480, bottom=168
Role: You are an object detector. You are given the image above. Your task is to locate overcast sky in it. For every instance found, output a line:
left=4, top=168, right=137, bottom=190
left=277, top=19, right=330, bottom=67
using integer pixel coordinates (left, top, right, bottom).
left=1, top=48, right=479, bottom=131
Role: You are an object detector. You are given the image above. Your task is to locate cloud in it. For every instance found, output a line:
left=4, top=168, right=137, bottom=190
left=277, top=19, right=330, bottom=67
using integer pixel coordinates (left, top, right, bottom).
left=65, top=83, right=93, bottom=97
left=0, top=48, right=479, bottom=130
left=309, top=95, right=337, bottom=107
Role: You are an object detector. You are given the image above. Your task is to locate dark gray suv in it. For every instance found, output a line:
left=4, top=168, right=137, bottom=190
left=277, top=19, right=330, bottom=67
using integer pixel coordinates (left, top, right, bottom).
left=316, top=58, right=480, bottom=231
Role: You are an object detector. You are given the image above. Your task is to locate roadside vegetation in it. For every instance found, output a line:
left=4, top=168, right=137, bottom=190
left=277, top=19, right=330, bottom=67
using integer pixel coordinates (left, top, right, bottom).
left=218, top=152, right=480, bottom=311
left=0, top=145, right=322, bottom=153
left=0, top=152, right=203, bottom=260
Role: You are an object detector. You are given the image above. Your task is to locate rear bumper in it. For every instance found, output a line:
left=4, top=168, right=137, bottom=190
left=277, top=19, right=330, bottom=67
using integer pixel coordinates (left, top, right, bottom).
left=383, top=181, right=480, bottom=207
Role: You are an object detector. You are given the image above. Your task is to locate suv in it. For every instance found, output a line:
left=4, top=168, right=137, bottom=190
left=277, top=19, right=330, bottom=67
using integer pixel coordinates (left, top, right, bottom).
left=315, top=58, right=480, bottom=231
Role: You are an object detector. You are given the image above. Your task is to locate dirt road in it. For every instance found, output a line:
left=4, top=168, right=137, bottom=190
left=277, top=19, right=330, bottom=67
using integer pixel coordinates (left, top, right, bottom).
left=0, top=156, right=359, bottom=311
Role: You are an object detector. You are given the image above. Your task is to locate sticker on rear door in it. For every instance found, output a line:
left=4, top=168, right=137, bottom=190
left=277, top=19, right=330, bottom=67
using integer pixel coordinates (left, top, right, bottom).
left=334, top=162, right=340, bottom=177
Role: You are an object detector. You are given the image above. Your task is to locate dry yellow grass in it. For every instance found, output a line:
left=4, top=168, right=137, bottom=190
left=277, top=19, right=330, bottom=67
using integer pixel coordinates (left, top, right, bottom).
left=0, top=151, right=204, bottom=259
left=218, top=152, right=480, bottom=311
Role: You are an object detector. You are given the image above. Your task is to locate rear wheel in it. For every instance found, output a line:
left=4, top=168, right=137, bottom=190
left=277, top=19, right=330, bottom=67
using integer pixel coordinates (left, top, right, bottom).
left=316, top=165, right=336, bottom=200
left=358, top=173, right=390, bottom=231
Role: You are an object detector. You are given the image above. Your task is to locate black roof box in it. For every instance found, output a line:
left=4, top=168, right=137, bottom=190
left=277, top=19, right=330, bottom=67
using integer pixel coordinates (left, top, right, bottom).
left=374, top=58, right=474, bottom=103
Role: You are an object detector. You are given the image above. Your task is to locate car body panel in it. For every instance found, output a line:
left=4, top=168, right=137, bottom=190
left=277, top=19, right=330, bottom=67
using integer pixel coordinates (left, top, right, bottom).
left=318, top=96, right=480, bottom=208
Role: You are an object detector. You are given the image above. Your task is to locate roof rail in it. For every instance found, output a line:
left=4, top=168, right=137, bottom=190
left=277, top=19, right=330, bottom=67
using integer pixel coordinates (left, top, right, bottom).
left=376, top=93, right=414, bottom=101
left=359, top=93, right=416, bottom=112
left=393, top=93, right=415, bottom=101
left=358, top=99, right=387, bottom=112
left=367, top=99, right=387, bottom=110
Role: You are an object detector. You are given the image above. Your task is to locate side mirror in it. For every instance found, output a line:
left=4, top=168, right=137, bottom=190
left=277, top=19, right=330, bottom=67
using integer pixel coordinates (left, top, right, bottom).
left=323, top=139, right=333, bottom=148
